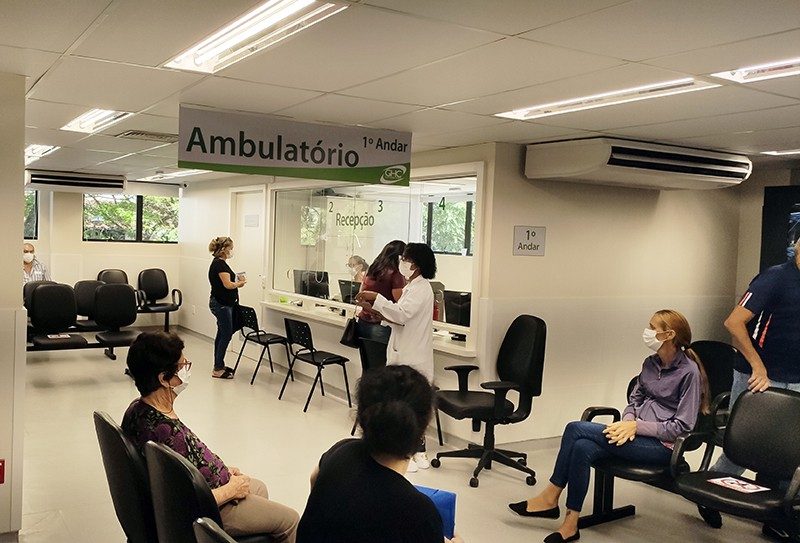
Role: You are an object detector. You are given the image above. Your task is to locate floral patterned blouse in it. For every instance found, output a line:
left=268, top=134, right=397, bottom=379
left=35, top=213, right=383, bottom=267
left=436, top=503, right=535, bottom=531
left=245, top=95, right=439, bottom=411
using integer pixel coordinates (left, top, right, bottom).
left=122, top=399, right=231, bottom=489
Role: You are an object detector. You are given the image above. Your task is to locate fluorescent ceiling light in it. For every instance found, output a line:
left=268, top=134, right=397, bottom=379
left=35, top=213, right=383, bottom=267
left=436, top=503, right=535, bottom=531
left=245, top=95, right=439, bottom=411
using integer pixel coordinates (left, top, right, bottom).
left=61, top=109, right=134, bottom=134
left=761, top=149, right=800, bottom=156
left=711, top=57, right=800, bottom=84
left=165, top=0, right=348, bottom=74
left=24, top=144, right=60, bottom=165
left=495, top=78, right=720, bottom=121
left=137, top=169, right=207, bottom=181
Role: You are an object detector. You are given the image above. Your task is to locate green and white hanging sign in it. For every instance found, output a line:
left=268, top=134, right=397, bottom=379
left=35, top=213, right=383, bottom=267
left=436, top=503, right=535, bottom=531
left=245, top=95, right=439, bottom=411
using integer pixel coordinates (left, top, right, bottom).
left=178, top=105, right=411, bottom=185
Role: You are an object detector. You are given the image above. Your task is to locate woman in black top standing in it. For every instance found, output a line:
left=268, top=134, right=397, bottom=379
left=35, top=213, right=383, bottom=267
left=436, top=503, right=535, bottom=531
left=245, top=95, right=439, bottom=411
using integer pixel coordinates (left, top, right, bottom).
left=208, top=237, right=246, bottom=379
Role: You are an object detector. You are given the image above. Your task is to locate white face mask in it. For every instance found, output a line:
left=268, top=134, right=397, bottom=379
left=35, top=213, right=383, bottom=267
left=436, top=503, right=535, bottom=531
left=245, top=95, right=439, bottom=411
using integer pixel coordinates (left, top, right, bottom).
left=23, top=253, right=34, bottom=263
left=172, top=365, right=191, bottom=396
left=642, top=328, right=664, bottom=352
left=399, top=260, right=414, bottom=279
left=348, top=266, right=357, bottom=277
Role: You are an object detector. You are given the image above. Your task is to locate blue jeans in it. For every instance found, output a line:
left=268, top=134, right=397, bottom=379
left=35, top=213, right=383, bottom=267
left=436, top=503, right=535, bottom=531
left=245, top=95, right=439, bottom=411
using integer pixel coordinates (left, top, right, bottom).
left=712, top=369, right=800, bottom=474
left=209, top=297, right=234, bottom=371
left=551, top=421, right=672, bottom=512
left=355, top=319, right=390, bottom=343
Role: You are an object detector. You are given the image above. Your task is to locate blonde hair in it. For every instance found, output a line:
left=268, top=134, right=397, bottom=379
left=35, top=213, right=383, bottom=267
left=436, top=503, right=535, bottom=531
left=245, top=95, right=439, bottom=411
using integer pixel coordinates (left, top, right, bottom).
left=208, top=236, right=232, bottom=258
left=653, top=309, right=710, bottom=415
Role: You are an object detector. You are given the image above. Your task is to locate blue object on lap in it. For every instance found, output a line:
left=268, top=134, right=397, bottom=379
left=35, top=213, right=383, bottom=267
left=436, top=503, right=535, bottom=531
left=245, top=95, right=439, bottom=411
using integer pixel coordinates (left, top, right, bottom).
left=415, top=485, right=456, bottom=539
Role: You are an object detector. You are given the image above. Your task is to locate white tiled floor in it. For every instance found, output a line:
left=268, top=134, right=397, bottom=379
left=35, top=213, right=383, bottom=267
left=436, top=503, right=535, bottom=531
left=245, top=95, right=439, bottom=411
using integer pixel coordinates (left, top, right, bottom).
left=21, top=329, right=769, bottom=542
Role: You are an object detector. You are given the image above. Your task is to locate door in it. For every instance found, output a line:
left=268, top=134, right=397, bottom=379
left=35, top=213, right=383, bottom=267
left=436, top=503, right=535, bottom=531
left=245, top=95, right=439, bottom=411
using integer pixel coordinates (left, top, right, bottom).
left=230, top=189, right=266, bottom=309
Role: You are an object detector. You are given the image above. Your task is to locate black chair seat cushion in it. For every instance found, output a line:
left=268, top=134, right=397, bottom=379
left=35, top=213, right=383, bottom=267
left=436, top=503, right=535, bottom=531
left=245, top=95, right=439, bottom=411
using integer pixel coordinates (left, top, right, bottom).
left=96, top=330, right=141, bottom=347
left=245, top=331, right=286, bottom=346
left=295, top=351, right=348, bottom=365
left=31, top=334, right=88, bottom=349
left=676, top=471, right=786, bottom=521
left=140, top=303, right=179, bottom=313
left=592, top=456, right=685, bottom=483
left=437, top=390, right=514, bottom=420
left=74, top=319, right=103, bottom=332
left=234, top=535, right=273, bottom=543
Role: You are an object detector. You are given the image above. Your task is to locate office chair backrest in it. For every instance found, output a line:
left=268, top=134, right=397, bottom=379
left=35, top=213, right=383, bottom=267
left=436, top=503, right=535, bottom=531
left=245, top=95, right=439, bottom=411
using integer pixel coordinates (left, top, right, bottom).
left=138, top=268, right=169, bottom=302
left=95, top=284, right=138, bottom=330
left=285, top=318, right=314, bottom=351
left=74, top=280, right=105, bottom=318
left=360, top=338, right=388, bottom=372
left=238, top=305, right=260, bottom=335
left=23, top=280, right=55, bottom=310
left=97, top=268, right=129, bottom=284
left=194, top=517, right=236, bottom=543
left=145, top=441, right=222, bottom=543
left=725, top=389, right=800, bottom=481
left=496, top=315, right=546, bottom=415
left=93, top=412, right=158, bottom=543
left=30, top=283, right=77, bottom=333
left=688, top=340, right=737, bottom=400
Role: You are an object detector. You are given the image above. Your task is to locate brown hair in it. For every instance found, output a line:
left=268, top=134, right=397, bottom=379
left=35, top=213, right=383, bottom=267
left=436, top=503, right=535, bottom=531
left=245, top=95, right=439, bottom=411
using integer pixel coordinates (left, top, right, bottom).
left=208, top=236, right=232, bottom=258
left=653, top=309, right=710, bottom=415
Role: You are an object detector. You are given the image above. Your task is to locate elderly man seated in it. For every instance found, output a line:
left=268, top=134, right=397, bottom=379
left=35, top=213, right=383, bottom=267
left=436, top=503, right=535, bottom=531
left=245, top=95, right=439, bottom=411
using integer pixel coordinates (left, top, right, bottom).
left=23, top=242, right=50, bottom=284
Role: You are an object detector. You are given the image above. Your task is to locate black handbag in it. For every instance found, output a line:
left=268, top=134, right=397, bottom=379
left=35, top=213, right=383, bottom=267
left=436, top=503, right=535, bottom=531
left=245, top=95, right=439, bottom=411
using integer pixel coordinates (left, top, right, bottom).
left=340, top=316, right=360, bottom=348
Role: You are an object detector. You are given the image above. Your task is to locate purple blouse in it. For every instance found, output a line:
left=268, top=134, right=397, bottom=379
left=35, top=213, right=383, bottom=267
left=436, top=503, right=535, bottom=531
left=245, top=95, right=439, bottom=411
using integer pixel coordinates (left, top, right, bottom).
left=122, top=399, right=231, bottom=488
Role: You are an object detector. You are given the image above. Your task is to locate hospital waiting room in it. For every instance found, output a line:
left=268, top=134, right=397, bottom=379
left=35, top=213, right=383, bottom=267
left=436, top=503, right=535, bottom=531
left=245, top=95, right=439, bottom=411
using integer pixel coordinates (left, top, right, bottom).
left=3, top=1, right=800, bottom=542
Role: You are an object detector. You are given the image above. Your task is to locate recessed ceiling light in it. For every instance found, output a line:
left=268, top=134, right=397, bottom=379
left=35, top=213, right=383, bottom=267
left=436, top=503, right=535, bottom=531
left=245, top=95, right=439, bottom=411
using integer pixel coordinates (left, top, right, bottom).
left=61, top=109, right=134, bottom=134
left=165, top=0, right=348, bottom=74
left=137, top=169, right=207, bottom=181
left=761, top=149, right=800, bottom=156
left=24, top=144, right=60, bottom=165
left=711, top=57, right=800, bottom=84
left=495, top=78, right=720, bottom=121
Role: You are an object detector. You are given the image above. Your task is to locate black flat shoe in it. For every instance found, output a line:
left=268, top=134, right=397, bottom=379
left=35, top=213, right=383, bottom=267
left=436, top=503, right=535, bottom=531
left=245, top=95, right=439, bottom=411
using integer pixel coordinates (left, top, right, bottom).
left=543, top=530, right=579, bottom=543
left=697, top=505, right=722, bottom=529
left=508, top=501, right=560, bottom=518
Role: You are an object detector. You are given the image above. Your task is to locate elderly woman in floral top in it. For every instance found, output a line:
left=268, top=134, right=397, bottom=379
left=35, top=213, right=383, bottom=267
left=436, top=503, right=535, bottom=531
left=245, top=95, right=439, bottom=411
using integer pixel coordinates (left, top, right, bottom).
left=122, top=331, right=299, bottom=541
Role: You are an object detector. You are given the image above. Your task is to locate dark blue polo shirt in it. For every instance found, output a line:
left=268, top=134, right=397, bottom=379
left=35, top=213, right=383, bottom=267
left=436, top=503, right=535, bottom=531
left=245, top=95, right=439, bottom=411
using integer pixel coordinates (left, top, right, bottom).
left=735, top=260, right=800, bottom=382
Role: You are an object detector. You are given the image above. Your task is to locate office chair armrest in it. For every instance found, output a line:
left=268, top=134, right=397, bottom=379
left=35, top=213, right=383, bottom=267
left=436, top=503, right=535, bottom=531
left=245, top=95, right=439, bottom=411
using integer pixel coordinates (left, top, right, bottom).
left=783, top=466, right=800, bottom=516
left=136, top=289, right=147, bottom=308
left=709, top=391, right=731, bottom=429
left=580, top=406, right=621, bottom=422
left=480, top=380, right=519, bottom=392
left=444, top=365, right=479, bottom=393
left=172, top=288, right=183, bottom=307
left=480, top=380, right=518, bottom=419
left=669, top=430, right=711, bottom=478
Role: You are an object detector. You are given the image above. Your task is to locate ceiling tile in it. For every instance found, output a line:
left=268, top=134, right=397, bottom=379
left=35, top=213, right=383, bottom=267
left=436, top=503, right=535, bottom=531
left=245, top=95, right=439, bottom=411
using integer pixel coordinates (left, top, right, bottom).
left=219, top=4, right=500, bottom=92
left=177, top=77, right=322, bottom=116
left=344, top=37, right=621, bottom=107
left=0, top=0, right=109, bottom=53
left=70, top=135, right=169, bottom=154
left=521, top=0, right=800, bottom=61
left=73, top=0, right=262, bottom=67
left=27, top=147, right=128, bottom=171
left=276, top=94, right=422, bottom=125
left=141, top=143, right=178, bottom=158
left=25, top=127, right=87, bottom=147
left=29, top=57, right=202, bottom=112
left=0, top=46, right=60, bottom=91
left=368, top=108, right=506, bottom=136
left=683, top=126, right=800, bottom=154
left=364, top=0, right=628, bottom=35
left=97, top=152, right=175, bottom=169
left=26, top=99, right=96, bottom=130
left=413, top=121, right=585, bottom=148
left=747, top=78, right=800, bottom=100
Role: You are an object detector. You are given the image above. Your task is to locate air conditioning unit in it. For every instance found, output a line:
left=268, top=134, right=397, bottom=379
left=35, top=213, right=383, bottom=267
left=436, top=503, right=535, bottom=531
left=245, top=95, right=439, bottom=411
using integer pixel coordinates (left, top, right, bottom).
left=525, top=138, right=752, bottom=190
left=25, top=170, right=127, bottom=193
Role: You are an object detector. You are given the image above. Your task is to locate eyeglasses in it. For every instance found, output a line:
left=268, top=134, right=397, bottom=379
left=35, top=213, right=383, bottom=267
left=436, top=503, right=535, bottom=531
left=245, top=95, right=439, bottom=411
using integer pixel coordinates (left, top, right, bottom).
left=178, top=359, right=192, bottom=371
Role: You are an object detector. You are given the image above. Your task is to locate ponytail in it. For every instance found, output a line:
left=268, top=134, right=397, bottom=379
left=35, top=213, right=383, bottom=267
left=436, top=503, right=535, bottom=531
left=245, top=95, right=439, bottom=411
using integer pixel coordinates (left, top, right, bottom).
left=684, top=348, right=711, bottom=415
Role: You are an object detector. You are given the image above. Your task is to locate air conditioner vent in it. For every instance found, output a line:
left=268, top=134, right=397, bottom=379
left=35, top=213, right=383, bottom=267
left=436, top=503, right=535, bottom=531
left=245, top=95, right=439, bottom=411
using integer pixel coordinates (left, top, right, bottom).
left=26, top=170, right=126, bottom=193
left=115, top=130, right=179, bottom=144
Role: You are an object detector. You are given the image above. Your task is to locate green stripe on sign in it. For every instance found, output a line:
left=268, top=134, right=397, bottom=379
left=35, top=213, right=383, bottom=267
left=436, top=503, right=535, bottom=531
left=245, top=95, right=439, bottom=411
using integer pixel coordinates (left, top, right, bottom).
left=178, top=161, right=410, bottom=186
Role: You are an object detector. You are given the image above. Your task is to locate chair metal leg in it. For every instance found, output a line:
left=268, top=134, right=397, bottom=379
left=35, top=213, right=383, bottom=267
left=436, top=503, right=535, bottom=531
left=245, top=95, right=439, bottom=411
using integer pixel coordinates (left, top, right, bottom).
left=342, top=363, right=352, bottom=408
left=350, top=419, right=358, bottom=436
left=473, top=450, right=493, bottom=478
left=435, top=408, right=444, bottom=446
left=250, top=344, right=267, bottom=385
left=491, top=451, right=535, bottom=477
left=318, top=368, right=325, bottom=396
left=278, top=356, right=296, bottom=400
left=104, top=347, right=116, bottom=360
left=578, top=469, right=635, bottom=529
left=265, top=344, right=275, bottom=373
left=284, top=344, right=294, bottom=381
left=304, top=367, right=323, bottom=412
left=435, top=448, right=484, bottom=460
left=163, top=312, right=170, bottom=332
left=233, top=338, right=249, bottom=374
left=496, top=448, right=526, bottom=460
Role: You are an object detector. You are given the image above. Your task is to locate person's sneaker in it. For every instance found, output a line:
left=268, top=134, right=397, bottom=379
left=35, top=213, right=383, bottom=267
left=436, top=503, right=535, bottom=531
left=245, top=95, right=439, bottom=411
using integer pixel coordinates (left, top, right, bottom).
left=413, top=452, right=430, bottom=469
left=406, top=457, right=419, bottom=473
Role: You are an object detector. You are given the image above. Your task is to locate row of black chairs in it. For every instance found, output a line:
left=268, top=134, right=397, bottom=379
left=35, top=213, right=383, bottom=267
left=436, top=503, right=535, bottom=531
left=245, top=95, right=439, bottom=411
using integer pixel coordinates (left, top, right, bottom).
left=97, top=268, right=182, bottom=332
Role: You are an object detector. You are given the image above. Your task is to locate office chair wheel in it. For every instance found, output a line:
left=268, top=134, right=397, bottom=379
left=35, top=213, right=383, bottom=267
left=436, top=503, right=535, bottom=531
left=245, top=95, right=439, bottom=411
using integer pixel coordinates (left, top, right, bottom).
left=526, top=475, right=536, bottom=486
left=469, top=477, right=479, bottom=488
left=430, top=458, right=441, bottom=468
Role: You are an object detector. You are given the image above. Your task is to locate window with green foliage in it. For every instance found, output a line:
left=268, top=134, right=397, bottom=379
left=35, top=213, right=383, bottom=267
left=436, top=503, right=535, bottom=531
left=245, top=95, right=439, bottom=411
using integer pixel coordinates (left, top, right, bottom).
left=300, top=205, right=323, bottom=246
left=83, top=193, right=178, bottom=243
left=24, top=190, right=38, bottom=239
left=422, top=197, right=474, bottom=255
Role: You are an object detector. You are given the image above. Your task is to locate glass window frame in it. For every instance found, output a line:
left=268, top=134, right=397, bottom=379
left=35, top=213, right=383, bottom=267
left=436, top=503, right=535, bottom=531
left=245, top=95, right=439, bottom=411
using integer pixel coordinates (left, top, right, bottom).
left=82, top=193, right=179, bottom=244
left=423, top=197, right=475, bottom=256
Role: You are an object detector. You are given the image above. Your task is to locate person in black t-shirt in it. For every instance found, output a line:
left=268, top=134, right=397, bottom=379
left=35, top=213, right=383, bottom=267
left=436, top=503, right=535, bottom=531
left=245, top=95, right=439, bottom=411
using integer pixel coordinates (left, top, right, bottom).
left=297, top=365, right=464, bottom=543
left=208, top=236, right=246, bottom=379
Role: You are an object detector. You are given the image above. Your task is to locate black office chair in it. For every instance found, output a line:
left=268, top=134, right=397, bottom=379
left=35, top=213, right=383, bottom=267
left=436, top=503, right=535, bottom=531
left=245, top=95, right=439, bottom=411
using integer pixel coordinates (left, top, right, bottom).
left=137, top=268, right=182, bottom=332
left=689, top=340, right=739, bottom=444
left=93, top=411, right=158, bottom=543
left=98, top=268, right=129, bottom=284
left=28, top=283, right=88, bottom=350
left=231, top=305, right=289, bottom=385
left=431, top=314, right=545, bottom=487
left=194, top=517, right=236, bottom=543
left=350, top=338, right=388, bottom=436
left=23, top=279, right=55, bottom=310
left=95, top=283, right=141, bottom=360
left=144, top=442, right=270, bottom=543
left=279, top=318, right=351, bottom=412
left=74, top=279, right=105, bottom=332
left=674, top=389, right=800, bottom=538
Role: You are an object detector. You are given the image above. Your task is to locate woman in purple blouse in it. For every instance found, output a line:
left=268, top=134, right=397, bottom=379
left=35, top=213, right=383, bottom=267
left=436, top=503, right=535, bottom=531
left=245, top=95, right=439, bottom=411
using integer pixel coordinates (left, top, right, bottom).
left=508, top=309, right=710, bottom=543
left=122, top=331, right=299, bottom=541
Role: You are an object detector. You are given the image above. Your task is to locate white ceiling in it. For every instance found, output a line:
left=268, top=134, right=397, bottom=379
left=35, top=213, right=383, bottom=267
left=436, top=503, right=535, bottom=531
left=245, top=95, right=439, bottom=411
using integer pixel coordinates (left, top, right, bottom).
left=4, top=0, right=800, bottom=181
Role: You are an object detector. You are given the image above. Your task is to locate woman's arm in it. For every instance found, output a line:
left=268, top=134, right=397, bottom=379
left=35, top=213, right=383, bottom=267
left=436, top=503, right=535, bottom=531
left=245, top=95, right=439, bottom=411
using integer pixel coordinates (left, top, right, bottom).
left=218, top=271, right=245, bottom=290
left=373, top=286, right=429, bottom=326
left=637, top=373, right=701, bottom=442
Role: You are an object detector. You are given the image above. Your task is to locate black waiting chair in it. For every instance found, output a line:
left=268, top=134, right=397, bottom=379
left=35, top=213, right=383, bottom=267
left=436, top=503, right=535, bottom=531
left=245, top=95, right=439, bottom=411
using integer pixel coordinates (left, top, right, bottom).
left=279, top=318, right=351, bottom=412
left=137, top=268, right=182, bottom=332
left=431, top=314, right=545, bottom=487
left=93, top=411, right=158, bottom=543
left=231, top=305, right=289, bottom=385
left=350, top=338, right=389, bottom=436
left=689, top=341, right=739, bottom=446
left=95, top=284, right=141, bottom=360
left=28, top=283, right=88, bottom=350
left=97, top=268, right=129, bottom=284
left=23, top=280, right=55, bottom=310
left=74, top=280, right=105, bottom=332
left=674, top=389, right=800, bottom=538
left=194, top=517, right=236, bottom=543
left=144, top=442, right=271, bottom=543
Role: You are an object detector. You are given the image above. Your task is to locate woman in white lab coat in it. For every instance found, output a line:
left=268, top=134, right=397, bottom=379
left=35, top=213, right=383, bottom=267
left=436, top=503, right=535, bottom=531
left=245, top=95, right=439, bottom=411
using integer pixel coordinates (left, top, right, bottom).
left=355, top=242, right=436, bottom=472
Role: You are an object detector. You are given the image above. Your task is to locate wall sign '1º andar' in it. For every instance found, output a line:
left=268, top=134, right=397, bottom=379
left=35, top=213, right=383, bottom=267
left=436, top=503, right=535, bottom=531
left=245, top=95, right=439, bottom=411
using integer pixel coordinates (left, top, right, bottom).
left=178, top=105, right=412, bottom=186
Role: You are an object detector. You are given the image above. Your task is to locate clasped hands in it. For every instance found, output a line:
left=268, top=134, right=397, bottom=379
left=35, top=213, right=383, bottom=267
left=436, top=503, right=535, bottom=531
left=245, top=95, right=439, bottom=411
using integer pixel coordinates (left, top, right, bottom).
left=603, top=420, right=637, bottom=446
left=228, top=466, right=251, bottom=500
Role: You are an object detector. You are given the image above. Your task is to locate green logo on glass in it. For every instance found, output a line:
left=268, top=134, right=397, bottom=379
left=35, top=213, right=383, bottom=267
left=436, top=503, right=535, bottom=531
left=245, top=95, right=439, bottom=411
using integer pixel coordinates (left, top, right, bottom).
left=380, top=165, right=407, bottom=184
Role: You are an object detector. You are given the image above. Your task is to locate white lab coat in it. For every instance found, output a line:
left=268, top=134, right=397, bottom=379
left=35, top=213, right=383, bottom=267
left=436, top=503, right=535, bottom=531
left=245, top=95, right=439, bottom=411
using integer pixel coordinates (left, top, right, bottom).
left=372, top=275, right=434, bottom=382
